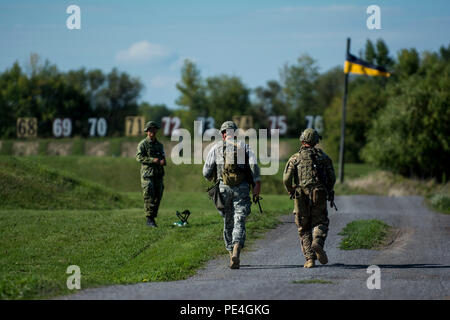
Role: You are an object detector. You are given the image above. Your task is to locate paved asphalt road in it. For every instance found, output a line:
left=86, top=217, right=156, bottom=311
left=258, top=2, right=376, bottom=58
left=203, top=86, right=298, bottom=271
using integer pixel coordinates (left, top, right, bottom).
left=61, top=195, right=450, bottom=300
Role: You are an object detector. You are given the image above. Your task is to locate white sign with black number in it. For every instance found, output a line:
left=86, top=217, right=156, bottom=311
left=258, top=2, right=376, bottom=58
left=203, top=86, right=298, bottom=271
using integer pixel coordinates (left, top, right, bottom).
left=52, top=118, right=72, bottom=138
left=88, top=117, right=107, bottom=137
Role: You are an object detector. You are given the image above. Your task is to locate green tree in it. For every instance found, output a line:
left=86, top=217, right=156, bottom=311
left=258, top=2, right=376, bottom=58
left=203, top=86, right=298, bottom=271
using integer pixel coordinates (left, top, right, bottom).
left=280, top=54, right=320, bottom=136
left=175, top=59, right=207, bottom=131
left=362, top=52, right=450, bottom=180
left=138, top=102, right=172, bottom=123
left=205, top=75, right=250, bottom=126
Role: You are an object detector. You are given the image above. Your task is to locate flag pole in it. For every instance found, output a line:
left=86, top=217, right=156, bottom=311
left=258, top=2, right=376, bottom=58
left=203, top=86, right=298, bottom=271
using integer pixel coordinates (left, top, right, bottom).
left=338, top=37, right=350, bottom=184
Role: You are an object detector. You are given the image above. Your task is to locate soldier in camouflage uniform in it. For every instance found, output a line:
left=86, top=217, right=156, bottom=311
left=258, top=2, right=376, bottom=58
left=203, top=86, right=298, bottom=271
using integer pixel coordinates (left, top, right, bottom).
left=136, top=121, right=166, bottom=228
left=203, top=121, right=261, bottom=269
left=283, top=128, right=336, bottom=268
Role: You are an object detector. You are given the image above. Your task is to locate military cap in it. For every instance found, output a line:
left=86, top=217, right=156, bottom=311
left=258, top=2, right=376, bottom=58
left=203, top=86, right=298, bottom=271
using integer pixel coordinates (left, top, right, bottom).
left=144, top=121, right=160, bottom=131
left=300, top=128, right=321, bottom=146
left=220, top=121, right=238, bottom=132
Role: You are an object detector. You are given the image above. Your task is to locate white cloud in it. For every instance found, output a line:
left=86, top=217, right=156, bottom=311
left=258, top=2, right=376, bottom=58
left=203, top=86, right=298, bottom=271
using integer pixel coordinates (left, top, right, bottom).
left=115, top=41, right=171, bottom=64
left=150, top=75, right=178, bottom=88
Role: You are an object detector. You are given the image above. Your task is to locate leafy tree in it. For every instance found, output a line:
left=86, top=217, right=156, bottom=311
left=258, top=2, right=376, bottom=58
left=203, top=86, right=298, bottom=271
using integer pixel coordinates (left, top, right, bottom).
left=205, top=75, right=250, bottom=126
left=138, top=102, right=172, bottom=123
left=362, top=51, right=450, bottom=180
left=175, top=59, right=207, bottom=131
left=395, top=48, right=420, bottom=79
left=280, top=54, right=320, bottom=136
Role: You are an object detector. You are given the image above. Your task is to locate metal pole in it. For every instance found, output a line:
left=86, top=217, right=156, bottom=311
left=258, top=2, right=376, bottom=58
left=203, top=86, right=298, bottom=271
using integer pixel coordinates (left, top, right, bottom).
left=338, top=38, right=350, bottom=184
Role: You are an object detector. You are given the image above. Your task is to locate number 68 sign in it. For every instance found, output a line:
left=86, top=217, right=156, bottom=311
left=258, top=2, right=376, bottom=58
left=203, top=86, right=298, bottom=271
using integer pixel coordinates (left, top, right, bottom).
left=17, top=117, right=38, bottom=138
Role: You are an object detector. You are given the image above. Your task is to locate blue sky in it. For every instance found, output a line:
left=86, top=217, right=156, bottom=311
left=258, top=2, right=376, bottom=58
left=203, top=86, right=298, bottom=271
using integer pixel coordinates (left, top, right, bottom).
left=1, top=0, right=449, bottom=109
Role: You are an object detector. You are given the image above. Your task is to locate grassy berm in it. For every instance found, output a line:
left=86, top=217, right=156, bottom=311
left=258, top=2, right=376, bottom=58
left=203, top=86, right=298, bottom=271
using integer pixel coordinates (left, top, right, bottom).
left=0, top=156, right=134, bottom=209
left=0, top=156, right=293, bottom=299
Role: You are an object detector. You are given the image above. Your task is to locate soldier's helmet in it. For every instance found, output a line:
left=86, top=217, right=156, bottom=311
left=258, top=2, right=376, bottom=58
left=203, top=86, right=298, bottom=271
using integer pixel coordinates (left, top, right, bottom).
left=144, top=121, right=160, bottom=132
left=300, top=128, right=321, bottom=146
left=220, top=121, right=237, bottom=133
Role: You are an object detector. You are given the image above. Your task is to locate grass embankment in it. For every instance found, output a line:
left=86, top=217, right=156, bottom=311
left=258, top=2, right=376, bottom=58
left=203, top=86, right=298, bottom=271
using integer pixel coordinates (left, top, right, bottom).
left=0, top=156, right=134, bottom=210
left=0, top=192, right=291, bottom=299
left=338, top=220, right=392, bottom=250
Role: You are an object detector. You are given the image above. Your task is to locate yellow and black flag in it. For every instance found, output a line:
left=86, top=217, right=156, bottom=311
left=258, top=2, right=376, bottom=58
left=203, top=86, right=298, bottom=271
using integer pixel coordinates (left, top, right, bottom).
left=344, top=53, right=391, bottom=77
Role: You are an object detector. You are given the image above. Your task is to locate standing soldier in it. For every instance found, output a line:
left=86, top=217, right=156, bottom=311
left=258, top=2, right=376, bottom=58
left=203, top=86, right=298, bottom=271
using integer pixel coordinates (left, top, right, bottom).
left=283, top=128, right=336, bottom=268
left=203, top=121, right=261, bottom=269
left=136, top=121, right=166, bottom=228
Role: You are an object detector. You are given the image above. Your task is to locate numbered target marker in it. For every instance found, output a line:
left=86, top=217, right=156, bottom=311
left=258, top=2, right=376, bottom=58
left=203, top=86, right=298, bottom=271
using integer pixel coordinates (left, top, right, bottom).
left=52, top=118, right=72, bottom=138
left=305, top=115, right=324, bottom=134
left=88, top=117, right=107, bottom=137
left=161, top=116, right=181, bottom=136
left=196, top=116, right=215, bottom=135
left=268, top=115, right=287, bottom=135
left=125, top=116, right=145, bottom=137
left=232, top=115, right=253, bottom=131
left=16, top=117, right=38, bottom=138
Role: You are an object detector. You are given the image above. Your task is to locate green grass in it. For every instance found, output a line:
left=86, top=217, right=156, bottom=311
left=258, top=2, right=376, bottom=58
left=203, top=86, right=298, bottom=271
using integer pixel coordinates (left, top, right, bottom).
left=338, top=219, right=392, bottom=250
left=0, top=156, right=134, bottom=210
left=427, top=193, right=450, bottom=214
left=292, top=279, right=335, bottom=284
left=0, top=191, right=292, bottom=299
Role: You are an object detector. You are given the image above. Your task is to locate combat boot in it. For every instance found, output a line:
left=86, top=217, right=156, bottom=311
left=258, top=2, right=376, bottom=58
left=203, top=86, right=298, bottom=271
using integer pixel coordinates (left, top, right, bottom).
left=312, top=242, right=328, bottom=265
left=230, top=243, right=241, bottom=269
left=146, top=217, right=157, bottom=228
left=304, top=259, right=315, bottom=268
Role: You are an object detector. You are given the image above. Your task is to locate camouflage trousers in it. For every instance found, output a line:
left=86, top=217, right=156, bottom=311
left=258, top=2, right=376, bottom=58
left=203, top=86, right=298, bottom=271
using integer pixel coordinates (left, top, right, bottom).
left=220, top=182, right=252, bottom=252
left=293, top=188, right=329, bottom=261
left=141, top=176, right=164, bottom=219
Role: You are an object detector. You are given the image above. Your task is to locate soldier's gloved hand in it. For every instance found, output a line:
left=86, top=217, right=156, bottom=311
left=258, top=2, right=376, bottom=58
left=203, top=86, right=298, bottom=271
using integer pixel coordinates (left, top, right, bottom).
left=159, top=159, right=166, bottom=166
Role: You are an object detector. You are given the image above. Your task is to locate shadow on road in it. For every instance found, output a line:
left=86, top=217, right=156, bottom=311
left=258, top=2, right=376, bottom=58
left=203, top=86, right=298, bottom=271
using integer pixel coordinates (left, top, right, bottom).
left=239, top=263, right=450, bottom=270
left=320, top=263, right=450, bottom=270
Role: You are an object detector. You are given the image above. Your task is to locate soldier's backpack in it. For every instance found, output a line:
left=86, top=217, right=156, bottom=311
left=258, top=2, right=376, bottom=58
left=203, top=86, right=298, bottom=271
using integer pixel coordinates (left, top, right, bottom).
left=295, top=147, right=326, bottom=190
left=221, top=140, right=248, bottom=187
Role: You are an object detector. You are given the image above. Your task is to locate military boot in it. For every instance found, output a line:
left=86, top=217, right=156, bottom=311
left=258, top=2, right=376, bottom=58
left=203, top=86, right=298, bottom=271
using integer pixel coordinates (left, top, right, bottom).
left=312, top=242, right=328, bottom=265
left=230, top=243, right=241, bottom=269
left=304, top=259, right=315, bottom=268
left=146, top=217, right=157, bottom=228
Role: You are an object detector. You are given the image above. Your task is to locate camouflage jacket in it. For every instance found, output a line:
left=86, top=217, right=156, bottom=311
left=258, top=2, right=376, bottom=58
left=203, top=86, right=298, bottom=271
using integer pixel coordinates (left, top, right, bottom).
left=203, top=139, right=261, bottom=185
left=136, top=137, right=165, bottom=178
left=283, top=146, right=335, bottom=194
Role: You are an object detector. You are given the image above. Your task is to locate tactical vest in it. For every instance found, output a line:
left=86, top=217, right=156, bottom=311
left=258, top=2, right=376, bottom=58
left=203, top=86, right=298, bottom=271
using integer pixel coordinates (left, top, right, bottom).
left=141, top=139, right=165, bottom=178
left=295, top=147, right=325, bottom=191
left=221, top=141, right=247, bottom=187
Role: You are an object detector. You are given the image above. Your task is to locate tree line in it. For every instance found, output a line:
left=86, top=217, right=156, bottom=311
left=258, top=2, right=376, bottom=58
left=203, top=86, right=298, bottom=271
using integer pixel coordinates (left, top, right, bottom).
left=0, top=40, right=449, bottom=180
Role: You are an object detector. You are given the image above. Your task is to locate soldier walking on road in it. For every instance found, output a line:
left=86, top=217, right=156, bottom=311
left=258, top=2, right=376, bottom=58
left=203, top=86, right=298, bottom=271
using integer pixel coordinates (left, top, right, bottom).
left=203, top=121, right=261, bottom=269
left=136, top=121, right=166, bottom=228
left=283, top=128, right=336, bottom=268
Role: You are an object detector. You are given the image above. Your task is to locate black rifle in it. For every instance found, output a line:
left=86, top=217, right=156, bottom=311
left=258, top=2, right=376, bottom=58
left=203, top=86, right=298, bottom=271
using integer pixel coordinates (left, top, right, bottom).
left=253, top=195, right=263, bottom=214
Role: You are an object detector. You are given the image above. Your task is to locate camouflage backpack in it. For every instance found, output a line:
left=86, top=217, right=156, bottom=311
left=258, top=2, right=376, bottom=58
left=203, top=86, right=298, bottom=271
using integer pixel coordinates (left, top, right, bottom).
left=221, top=140, right=247, bottom=187
left=295, top=147, right=325, bottom=190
